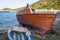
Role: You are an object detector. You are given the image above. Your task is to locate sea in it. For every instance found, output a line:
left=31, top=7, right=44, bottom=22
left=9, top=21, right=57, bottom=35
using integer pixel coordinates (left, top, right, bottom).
left=0, top=11, right=60, bottom=27
left=0, top=11, right=19, bottom=27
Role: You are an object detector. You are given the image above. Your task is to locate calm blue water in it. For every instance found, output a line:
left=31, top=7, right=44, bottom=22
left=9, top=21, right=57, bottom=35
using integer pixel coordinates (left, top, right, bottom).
left=56, top=12, right=60, bottom=19
left=0, top=11, right=19, bottom=26
left=0, top=11, right=60, bottom=27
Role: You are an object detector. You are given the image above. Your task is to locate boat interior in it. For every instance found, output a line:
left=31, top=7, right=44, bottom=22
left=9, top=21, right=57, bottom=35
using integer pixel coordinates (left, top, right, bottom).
left=17, top=7, right=57, bottom=14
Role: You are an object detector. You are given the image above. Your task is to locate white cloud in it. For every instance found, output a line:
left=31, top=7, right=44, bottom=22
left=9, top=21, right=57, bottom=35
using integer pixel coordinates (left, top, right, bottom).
left=0, top=0, right=38, bottom=9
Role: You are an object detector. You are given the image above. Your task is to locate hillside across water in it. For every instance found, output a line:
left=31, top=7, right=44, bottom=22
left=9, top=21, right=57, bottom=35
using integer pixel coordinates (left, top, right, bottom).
left=30, top=0, right=60, bottom=10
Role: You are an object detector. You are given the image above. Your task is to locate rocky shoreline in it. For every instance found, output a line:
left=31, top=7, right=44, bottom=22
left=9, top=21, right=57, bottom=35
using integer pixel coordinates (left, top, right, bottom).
left=0, top=20, right=60, bottom=40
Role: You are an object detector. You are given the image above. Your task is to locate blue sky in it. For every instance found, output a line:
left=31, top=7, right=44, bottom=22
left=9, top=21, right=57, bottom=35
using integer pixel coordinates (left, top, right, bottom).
left=0, top=0, right=38, bottom=9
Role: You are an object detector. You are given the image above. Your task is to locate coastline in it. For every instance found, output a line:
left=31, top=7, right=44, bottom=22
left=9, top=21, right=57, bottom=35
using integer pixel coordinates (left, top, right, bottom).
left=0, top=10, right=17, bottom=12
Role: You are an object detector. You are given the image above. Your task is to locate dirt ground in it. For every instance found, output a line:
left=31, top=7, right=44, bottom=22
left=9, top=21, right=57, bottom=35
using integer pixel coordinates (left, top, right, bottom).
left=0, top=20, right=60, bottom=40
left=0, top=31, right=60, bottom=40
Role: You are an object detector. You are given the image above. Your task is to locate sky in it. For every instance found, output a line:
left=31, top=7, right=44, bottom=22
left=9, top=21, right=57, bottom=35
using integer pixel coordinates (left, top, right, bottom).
left=0, top=0, right=38, bottom=9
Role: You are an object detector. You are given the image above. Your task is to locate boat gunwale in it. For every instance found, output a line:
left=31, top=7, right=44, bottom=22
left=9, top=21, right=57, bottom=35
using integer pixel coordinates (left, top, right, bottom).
left=16, top=13, right=57, bottom=16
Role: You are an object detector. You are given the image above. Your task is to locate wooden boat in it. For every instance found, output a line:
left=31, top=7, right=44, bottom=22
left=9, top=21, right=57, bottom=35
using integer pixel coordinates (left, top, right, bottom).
left=16, top=6, right=57, bottom=35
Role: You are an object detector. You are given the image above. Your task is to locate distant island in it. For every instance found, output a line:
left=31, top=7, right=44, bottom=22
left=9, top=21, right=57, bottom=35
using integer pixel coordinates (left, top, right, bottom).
left=3, top=8, right=12, bottom=10
left=0, top=7, right=24, bottom=11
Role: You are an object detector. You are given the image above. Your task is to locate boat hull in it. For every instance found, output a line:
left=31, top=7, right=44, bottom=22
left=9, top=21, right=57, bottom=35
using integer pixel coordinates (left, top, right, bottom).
left=16, top=14, right=57, bottom=35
